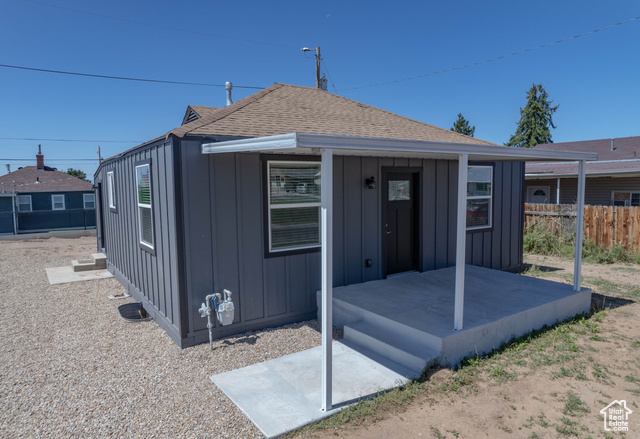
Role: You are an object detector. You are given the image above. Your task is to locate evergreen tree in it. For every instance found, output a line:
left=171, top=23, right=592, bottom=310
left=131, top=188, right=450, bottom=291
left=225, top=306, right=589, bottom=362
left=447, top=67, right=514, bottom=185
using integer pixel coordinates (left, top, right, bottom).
left=66, top=168, right=87, bottom=180
left=450, top=113, right=475, bottom=137
left=506, top=84, right=558, bottom=148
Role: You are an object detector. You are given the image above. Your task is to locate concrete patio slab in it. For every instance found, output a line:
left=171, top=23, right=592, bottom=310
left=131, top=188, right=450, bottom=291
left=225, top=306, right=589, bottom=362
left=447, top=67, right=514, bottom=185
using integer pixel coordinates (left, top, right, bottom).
left=211, top=341, right=411, bottom=438
left=46, top=266, right=113, bottom=285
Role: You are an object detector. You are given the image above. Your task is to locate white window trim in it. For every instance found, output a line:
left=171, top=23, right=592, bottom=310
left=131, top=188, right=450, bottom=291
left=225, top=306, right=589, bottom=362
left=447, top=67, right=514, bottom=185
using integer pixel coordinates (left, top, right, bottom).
left=611, top=190, right=640, bottom=207
left=267, top=160, right=321, bottom=253
left=16, top=195, right=32, bottom=212
left=466, top=165, right=493, bottom=231
left=136, top=164, right=154, bottom=250
left=107, top=171, right=116, bottom=209
left=51, top=194, right=66, bottom=211
left=83, top=193, right=96, bottom=209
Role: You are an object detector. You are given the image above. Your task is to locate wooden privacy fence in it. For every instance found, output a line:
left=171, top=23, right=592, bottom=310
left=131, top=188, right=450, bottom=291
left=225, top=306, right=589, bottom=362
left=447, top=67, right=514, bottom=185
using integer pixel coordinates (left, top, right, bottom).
left=525, top=203, right=640, bottom=253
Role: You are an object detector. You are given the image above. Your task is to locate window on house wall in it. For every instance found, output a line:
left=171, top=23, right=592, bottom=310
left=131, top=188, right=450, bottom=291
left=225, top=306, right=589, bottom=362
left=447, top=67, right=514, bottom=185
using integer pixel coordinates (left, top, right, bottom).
left=267, top=161, right=321, bottom=253
left=16, top=195, right=32, bottom=212
left=612, top=191, right=640, bottom=207
left=136, top=163, right=154, bottom=250
left=107, top=171, right=116, bottom=210
left=466, top=165, right=493, bottom=230
left=51, top=194, right=65, bottom=210
left=83, top=193, right=96, bottom=209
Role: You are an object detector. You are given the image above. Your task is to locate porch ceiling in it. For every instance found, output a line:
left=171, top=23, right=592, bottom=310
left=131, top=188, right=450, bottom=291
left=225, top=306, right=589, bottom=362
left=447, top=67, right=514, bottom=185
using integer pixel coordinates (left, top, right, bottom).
left=202, top=133, right=598, bottom=162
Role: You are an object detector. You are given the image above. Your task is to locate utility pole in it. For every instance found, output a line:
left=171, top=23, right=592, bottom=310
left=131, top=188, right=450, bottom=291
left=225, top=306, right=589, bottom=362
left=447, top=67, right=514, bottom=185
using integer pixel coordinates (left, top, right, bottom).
left=315, top=47, right=321, bottom=89
left=302, top=46, right=325, bottom=90
left=98, top=146, right=102, bottom=163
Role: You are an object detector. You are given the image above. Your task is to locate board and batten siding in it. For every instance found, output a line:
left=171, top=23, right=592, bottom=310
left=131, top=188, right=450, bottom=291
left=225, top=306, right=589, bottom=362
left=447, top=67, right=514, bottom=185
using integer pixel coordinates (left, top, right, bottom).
left=526, top=176, right=640, bottom=206
left=180, top=142, right=524, bottom=346
left=97, top=139, right=184, bottom=344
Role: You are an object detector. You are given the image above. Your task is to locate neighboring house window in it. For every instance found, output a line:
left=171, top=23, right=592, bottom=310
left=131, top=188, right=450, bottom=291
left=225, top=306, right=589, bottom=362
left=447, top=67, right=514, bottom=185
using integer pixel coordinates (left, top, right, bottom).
left=136, top=163, right=154, bottom=251
left=527, top=185, right=550, bottom=204
left=107, top=171, right=116, bottom=210
left=466, top=165, right=493, bottom=230
left=267, top=161, right=321, bottom=253
left=612, top=191, right=640, bottom=207
left=51, top=194, right=65, bottom=210
left=16, top=195, right=32, bottom=212
left=83, top=193, right=96, bottom=209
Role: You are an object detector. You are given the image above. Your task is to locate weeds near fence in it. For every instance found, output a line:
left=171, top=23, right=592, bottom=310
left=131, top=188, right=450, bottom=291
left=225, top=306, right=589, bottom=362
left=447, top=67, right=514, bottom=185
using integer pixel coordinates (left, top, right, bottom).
left=524, top=221, right=640, bottom=264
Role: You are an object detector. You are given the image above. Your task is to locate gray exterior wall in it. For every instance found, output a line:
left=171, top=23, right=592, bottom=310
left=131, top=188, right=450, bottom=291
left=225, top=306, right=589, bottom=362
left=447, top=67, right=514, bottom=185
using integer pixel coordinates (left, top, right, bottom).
left=179, top=141, right=525, bottom=347
left=97, top=136, right=525, bottom=348
left=96, top=138, right=185, bottom=345
left=526, top=176, right=640, bottom=206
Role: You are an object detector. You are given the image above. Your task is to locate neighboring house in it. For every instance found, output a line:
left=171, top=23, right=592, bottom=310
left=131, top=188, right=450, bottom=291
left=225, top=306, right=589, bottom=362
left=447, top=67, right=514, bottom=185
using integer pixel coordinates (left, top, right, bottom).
left=0, top=146, right=96, bottom=234
left=94, top=83, right=593, bottom=348
left=525, top=136, right=640, bottom=206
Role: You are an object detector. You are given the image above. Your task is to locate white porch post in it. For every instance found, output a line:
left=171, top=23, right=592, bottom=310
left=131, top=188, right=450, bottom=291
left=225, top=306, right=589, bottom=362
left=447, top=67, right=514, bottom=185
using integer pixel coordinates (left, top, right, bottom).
left=321, top=148, right=333, bottom=411
left=573, top=160, right=586, bottom=292
left=556, top=178, right=561, bottom=204
left=454, top=154, right=468, bottom=330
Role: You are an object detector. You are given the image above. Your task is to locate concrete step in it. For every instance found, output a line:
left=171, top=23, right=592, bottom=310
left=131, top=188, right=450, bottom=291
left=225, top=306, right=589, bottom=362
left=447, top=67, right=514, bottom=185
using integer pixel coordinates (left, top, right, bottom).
left=71, top=259, right=96, bottom=272
left=343, top=321, right=439, bottom=375
left=91, top=253, right=106, bottom=269
left=332, top=295, right=443, bottom=353
left=336, top=339, right=420, bottom=379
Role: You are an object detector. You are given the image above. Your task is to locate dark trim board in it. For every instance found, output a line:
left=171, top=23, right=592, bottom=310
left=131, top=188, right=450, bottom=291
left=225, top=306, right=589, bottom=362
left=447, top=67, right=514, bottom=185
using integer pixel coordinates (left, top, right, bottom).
left=184, top=311, right=318, bottom=348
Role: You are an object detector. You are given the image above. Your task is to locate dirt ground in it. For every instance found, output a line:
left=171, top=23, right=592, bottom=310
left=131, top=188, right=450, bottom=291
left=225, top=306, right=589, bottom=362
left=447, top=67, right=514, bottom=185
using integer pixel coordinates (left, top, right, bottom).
left=304, top=255, right=640, bottom=439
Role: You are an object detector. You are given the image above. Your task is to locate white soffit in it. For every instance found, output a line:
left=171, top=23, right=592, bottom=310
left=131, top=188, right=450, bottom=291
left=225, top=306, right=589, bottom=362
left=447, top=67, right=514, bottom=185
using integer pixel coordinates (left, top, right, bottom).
left=202, top=133, right=598, bottom=162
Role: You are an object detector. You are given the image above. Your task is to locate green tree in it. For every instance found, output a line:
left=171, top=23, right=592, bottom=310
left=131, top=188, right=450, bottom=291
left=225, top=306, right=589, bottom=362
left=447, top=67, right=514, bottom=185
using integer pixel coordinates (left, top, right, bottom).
left=506, top=84, right=558, bottom=148
left=66, top=168, right=87, bottom=180
left=450, top=113, right=475, bottom=137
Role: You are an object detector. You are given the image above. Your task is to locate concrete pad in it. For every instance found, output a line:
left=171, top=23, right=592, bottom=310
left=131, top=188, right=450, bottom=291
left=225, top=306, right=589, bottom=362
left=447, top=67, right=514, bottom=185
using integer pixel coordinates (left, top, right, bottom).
left=46, top=266, right=113, bottom=285
left=211, top=341, right=411, bottom=438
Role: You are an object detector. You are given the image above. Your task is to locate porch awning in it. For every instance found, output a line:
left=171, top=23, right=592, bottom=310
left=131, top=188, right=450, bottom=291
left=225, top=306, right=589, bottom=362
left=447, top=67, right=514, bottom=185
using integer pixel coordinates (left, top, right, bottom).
left=202, top=133, right=598, bottom=162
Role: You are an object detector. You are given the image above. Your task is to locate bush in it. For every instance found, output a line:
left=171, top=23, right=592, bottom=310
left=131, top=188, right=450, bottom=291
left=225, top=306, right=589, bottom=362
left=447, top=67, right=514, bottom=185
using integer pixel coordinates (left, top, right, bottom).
left=524, top=221, right=640, bottom=264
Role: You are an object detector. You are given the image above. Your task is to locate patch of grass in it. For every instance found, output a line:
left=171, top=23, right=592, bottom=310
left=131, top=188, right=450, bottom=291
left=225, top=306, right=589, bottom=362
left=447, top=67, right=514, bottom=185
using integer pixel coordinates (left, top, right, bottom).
left=524, top=222, right=640, bottom=264
left=589, top=335, right=606, bottom=342
left=430, top=426, right=446, bottom=439
left=448, top=430, right=459, bottom=438
left=528, top=433, right=539, bottom=439
left=556, top=417, right=581, bottom=436
left=562, top=391, right=591, bottom=417
left=537, top=413, right=549, bottom=428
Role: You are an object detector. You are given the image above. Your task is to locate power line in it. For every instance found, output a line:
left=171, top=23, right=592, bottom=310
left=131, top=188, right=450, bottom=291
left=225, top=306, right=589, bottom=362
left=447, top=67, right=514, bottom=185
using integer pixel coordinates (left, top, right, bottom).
left=18, top=0, right=301, bottom=50
left=0, top=137, right=142, bottom=143
left=1, top=158, right=99, bottom=161
left=340, top=16, right=640, bottom=91
left=321, top=59, right=338, bottom=93
left=0, top=63, right=266, bottom=89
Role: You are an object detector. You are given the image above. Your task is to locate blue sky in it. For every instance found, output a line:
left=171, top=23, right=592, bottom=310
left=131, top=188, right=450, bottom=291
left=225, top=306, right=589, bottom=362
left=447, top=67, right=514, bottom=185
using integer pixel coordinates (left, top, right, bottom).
left=1, top=0, right=638, bottom=180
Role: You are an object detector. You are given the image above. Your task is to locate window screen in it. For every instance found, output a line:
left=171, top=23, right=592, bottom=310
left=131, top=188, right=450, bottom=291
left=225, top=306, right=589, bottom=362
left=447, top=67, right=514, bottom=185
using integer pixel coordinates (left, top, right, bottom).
left=267, top=161, right=321, bottom=252
left=136, top=164, right=153, bottom=249
left=83, top=193, right=95, bottom=209
left=51, top=194, right=65, bottom=210
left=466, top=166, right=492, bottom=229
left=17, top=195, right=32, bottom=212
left=107, top=171, right=116, bottom=209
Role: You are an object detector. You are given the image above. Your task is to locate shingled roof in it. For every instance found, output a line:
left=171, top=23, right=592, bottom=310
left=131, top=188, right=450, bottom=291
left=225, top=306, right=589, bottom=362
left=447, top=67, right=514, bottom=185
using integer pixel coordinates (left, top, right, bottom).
left=526, top=136, right=640, bottom=176
left=168, top=83, right=495, bottom=145
left=0, top=166, right=93, bottom=194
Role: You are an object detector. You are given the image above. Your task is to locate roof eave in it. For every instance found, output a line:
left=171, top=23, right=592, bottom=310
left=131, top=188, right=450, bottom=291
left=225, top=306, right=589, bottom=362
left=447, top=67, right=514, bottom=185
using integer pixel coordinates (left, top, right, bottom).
left=202, top=133, right=599, bottom=162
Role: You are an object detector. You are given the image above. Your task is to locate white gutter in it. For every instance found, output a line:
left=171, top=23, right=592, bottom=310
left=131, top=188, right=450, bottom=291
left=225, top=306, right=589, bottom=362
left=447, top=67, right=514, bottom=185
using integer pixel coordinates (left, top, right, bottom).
left=526, top=170, right=640, bottom=179
left=202, top=133, right=598, bottom=162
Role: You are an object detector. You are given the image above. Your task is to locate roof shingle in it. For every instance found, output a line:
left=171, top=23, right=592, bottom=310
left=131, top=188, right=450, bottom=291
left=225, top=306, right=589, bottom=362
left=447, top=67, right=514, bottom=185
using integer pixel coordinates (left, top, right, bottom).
left=0, top=166, right=93, bottom=193
left=168, top=83, right=495, bottom=145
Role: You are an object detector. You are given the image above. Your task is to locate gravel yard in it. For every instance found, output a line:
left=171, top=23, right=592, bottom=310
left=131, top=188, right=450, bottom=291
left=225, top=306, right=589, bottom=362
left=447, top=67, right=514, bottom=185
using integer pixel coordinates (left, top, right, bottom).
left=0, top=237, right=330, bottom=438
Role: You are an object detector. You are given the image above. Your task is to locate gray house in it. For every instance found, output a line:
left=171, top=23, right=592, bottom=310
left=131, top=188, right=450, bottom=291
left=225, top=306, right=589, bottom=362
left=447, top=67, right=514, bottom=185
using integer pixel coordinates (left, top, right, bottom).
left=525, top=136, right=640, bottom=206
left=95, top=83, right=594, bottom=350
left=0, top=146, right=95, bottom=234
